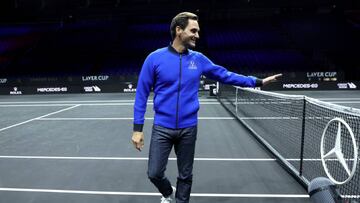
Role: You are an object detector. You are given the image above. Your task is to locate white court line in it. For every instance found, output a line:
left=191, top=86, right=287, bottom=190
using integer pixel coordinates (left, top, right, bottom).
left=0, top=97, right=357, bottom=104
left=332, top=101, right=360, bottom=104
left=0, top=100, right=136, bottom=104
left=0, top=156, right=275, bottom=161
left=0, top=104, right=76, bottom=107
left=0, top=102, right=221, bottom=107
left=38, top=117, right=234, bottom=121
left=38, top=117, right=297, bottom=121
left=0, top=187, right=309, bottom=197
left=34, top=116, right=360, bottom=121
left=0, top=103, right=140, bottom=107
left=238, top=117, right=299, bottom=120
left=71, top=102, right=220, bottom=106
left=0, top=98, right=217, bottom=104
left=38, top=117, right=144, bottom=120
left=0, top=105, right=80, bottom=132
left=319, top=98, right=360, bottom=101
left=1, top=101, right=359, bottom=107
left=0, top=156, right=328, bottom=161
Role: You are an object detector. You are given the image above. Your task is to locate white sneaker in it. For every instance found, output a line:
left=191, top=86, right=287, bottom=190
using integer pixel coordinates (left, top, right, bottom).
left=171, top=186, right=176, bottom=198
left=160, top=196, right=172, bottom=203
left=160, top=186, right=176, bottom=203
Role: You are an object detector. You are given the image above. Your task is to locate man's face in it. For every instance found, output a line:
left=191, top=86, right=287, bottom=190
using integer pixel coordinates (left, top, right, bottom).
left=178, top=19, right=200, bottom=48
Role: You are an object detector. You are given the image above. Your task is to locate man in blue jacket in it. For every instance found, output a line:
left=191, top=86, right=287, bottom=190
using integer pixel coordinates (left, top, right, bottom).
left=132, top=12, right=281, bottom=203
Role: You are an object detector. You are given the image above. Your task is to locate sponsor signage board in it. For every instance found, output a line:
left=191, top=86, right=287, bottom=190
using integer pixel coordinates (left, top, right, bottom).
left=81, top=75, right=110, bottom=82
left=84, top=86, right=102, bottom=93
left=262, top=81, right=359, bottom=91
left=37, top=87, right=68, bottom=93
left=9, top=87, right=22, bottom=95
left=123, top=83, right=136, bottom=93
left=282, top=71, right=344, bottom=82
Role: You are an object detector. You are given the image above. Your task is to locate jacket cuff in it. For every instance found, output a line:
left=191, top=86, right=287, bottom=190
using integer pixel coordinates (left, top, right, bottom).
left=133, top=124, right=144, bottom=132
left=255, top=78, right=263, bottom=87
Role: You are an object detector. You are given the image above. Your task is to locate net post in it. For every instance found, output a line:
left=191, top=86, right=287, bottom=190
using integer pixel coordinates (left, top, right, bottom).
left=299, top=96, right=306, bottom=176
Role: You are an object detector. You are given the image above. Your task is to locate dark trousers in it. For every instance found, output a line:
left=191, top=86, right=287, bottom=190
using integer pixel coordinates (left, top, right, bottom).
left=148, top=125, right=197, bottom=203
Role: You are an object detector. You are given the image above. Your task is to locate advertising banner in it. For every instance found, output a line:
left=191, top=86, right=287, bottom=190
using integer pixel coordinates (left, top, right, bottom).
left=0, top=74, right=357, bottom=94
left=281, top=71, right=344, bottom=82
left=262, top=81, right=359, bottom=91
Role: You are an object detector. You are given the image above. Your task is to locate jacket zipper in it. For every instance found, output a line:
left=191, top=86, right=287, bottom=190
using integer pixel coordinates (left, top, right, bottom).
left=176, top=54, right=182, bottom=129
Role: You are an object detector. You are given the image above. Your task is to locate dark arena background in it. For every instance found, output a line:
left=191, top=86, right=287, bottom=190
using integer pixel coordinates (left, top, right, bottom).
left=0, top=0, right=359, bottom=93
left=0, top=1, right=360, bottom=203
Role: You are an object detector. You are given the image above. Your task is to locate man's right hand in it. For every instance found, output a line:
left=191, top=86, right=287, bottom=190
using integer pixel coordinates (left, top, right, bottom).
left=262, top=73, right=282, bottom=86
left=132, top=131, right=144, bottom=151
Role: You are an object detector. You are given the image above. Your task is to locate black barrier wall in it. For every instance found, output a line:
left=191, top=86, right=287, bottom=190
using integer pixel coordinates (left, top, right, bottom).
left=0, top=75, right=138, bottom=95
left=0, top=74, right=359, bottom=95
left=0, top=75, right=219, bottom=95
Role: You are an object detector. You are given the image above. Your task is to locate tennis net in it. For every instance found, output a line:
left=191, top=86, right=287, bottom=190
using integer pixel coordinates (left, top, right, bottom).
left=217, top=84, right=360, bottom=200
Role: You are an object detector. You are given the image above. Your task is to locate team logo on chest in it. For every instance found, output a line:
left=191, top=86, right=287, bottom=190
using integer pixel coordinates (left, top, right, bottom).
left=188, top=61, right=197, bottom=70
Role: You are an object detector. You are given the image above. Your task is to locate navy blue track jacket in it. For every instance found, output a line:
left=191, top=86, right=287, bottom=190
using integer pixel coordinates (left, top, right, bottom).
left=133, top=45, right=262, bottom=131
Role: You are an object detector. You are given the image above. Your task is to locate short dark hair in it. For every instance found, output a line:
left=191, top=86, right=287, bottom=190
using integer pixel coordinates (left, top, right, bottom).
left=170, top=12, right=198, bottom=40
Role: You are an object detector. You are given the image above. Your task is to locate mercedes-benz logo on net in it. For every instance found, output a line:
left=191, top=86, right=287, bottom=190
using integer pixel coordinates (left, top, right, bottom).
left=320, top=118, right=358, bottom=185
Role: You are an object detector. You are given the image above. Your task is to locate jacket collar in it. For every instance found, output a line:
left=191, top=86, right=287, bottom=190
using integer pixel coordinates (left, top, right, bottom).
left=168, top=44, right=189, bottom=55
